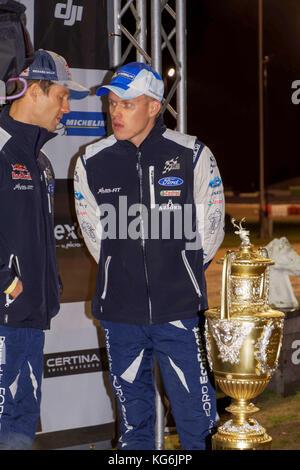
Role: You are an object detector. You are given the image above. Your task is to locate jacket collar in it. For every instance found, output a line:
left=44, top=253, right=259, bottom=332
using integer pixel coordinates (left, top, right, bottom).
left=140, top=114, right=166, bottom=148
left=116, top=114, right=166, bottom=151
left=0, top=105, right=56, bottom=158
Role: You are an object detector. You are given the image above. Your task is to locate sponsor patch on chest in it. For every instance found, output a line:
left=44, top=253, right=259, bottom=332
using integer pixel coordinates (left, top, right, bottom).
left=159, top=199, right=182, bottom=211
left=97, top=187, right=122, bottom=194
left=162, top=157, right=180, bottom=174
left=160, top=190, right=181, bottom=197
left=158, top=177, right=183, bottom=186
left=11, top=163, right=32, bottom=181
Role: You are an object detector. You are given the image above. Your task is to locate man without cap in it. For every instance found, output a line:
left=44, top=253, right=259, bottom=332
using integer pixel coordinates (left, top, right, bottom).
left=75, top=62, right=225, bottom=450
left=0, top=49, right=89, bottom=449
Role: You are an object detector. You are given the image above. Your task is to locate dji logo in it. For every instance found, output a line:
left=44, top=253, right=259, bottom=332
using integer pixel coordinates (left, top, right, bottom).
left=54, top=0, right=83, bottom=27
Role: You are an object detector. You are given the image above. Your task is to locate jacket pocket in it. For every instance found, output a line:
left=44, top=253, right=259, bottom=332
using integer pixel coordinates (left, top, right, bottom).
left=181, top=249, right=202, bottom=298
left=149, top=166, right=156, bottom=209
left=101, top=256, right=112, bottom=300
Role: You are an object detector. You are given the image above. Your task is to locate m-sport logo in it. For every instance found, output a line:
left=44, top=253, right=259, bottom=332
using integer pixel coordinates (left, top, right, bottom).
left=54, top=0, right=83, bottom=26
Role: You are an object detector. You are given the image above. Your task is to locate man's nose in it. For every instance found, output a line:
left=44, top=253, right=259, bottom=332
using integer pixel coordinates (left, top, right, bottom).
left=62, top=98, right=70, bottom=114
left=110, top=103, right=122, bottom=117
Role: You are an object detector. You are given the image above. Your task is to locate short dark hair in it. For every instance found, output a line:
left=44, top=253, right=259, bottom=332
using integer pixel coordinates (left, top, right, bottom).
left=6, top=79, right=54, bottom=97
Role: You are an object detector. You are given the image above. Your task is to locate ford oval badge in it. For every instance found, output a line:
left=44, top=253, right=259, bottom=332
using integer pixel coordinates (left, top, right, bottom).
left=158, top=177, right=184, bottom=186
left=209, top=177, right=222, bottom=188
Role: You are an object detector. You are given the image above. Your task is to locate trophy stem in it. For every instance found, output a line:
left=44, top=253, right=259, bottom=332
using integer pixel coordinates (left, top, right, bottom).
left=226, top=399, right=260, bottom=427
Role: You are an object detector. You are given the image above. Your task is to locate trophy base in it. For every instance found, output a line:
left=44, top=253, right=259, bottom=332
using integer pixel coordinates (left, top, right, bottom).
left=212, top=418, right=272, bottom=450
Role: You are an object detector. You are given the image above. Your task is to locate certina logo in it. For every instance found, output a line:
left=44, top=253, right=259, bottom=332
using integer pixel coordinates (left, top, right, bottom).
left=54, top=0, right=83, bottom=27
left=158, top=177, right=183, bottom=187
left=44, top=348, right=108, bottom=378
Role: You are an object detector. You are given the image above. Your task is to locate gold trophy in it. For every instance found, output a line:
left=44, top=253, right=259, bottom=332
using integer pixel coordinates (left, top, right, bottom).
left=205, top=219, right=285, bottom=450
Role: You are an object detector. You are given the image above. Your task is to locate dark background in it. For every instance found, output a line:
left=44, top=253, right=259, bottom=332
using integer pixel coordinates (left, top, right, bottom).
left=33, top=0, right=300, bottom=193
left=34, top=0, right=109, bottom=69
left=184, top=0, right=300, bottom=192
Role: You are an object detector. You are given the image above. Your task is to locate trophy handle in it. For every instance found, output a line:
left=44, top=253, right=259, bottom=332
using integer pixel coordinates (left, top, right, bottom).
left=220, top=250, right=235, bottom=320
left=258, top=247, right=269, bottom=300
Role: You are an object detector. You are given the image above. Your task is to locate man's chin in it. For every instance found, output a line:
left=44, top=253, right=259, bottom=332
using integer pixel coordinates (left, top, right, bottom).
left=113, top=131, right=127, bottom=140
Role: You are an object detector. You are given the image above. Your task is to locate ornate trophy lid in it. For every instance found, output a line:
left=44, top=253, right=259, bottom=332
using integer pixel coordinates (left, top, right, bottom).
left=218, top=218, right=274, bottom=267
left=231, top=218, right=274, bottom=266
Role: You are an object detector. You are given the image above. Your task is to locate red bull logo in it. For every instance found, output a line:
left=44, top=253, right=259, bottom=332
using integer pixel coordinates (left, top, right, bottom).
left=11, top=163, right=32, bottom=181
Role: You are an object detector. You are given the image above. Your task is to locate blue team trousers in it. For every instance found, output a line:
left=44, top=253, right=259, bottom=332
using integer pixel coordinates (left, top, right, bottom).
left=0, top=326, right=44, bottom=450
left=101, top=317, right=216, bottom=450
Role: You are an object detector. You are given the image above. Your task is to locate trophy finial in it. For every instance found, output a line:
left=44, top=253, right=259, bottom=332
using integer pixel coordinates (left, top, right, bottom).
left=231, top=217, right=250, bottom=246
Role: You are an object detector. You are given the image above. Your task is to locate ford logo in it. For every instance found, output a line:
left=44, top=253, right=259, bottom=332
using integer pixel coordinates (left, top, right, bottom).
left=158, top=177, right=184, bottom=186
left=74, top=190, right=84, bottom=200
left=209, top=177, right=222, bottom=188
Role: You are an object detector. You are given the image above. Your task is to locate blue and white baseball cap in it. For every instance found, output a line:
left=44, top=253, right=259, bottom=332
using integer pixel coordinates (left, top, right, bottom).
left=19, top=49, right=90, bottom=100
left=96, top=62, right=164, bottom=102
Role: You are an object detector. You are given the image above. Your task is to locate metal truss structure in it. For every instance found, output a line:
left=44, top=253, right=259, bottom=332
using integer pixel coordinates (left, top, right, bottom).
left=110, top=0, right=187, bottom=133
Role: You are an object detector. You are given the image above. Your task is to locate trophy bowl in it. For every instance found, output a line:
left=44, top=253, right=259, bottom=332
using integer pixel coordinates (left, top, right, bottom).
left=205, top=219, right=285, bottom=450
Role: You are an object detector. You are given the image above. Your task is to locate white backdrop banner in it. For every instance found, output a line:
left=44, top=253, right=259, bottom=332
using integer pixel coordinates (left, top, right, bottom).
left=43, top=67, right=110, bottom=179
left=40, top=302, right=115, bottom=433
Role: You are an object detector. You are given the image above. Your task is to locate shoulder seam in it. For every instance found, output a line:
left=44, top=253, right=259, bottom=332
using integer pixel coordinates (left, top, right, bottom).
left=162, top=129, right=196, bottom=149
left=193, top=141, right=206, bottom=168
left=0, top=127, right=11, bottom=151
left=84, top=135, right=117, bottom=161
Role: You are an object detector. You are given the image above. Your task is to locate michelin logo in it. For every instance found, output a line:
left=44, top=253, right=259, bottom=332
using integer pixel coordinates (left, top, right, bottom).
left=54, top=0, right=83, bottom=26
left=61, top=111, right=107, bottom=136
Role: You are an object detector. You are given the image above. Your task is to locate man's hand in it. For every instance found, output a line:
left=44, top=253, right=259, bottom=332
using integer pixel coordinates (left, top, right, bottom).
left=10, top=280, right=23, bottom=299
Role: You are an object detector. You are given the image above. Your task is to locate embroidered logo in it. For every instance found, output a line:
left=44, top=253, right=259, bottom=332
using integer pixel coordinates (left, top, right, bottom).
left=159, top=199, right=182, bottom=211
left=160, top=190, right=181, bottom=197
left=162, top=157, right=180, bottom=174
left=97, top=187, right=122, bottom=194
left=13, top=184, right=34, bottom=191
left=11, top=163, right=32, bottom=181
left=158, top=177, right=183, bottom=187
left=209, top=177, right=222, bottom=188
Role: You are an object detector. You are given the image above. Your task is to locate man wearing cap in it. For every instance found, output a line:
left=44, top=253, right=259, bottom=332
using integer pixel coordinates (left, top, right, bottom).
left=75, top=62, right=225, bottom=450
left=0, top=49, right=89, bottom=449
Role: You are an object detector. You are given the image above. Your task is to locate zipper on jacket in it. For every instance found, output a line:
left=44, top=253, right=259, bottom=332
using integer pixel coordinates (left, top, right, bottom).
left=101, top=256, right=112, bottom=300
left=149, top=166, right=156, bottom=209
left=181, top=249, right=202, bottom=298
left=137, top=150, right=153, bottom=324
left=43, top=171, right=52, bottom=213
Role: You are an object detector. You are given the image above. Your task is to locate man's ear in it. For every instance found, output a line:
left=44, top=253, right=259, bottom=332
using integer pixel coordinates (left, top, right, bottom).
left=149, top=99, right=162, bottom=117
left=27, top=83, right=43, bottom=102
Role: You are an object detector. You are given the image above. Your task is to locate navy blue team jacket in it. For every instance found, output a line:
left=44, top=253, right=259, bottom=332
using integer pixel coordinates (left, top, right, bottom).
left=0, top=106, right=60, bottom=329
left=75, top=116, right=225, bottom=325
